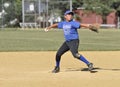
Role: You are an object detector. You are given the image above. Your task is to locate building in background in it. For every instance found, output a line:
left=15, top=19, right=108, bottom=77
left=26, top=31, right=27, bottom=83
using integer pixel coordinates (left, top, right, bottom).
left=75, top=8, right=117, bottom=28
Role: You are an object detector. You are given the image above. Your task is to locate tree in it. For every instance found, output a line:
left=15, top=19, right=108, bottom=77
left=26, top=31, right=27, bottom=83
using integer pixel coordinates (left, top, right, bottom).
left=0, top=0, right=22, bottom=27
left=111, top=1, right=120, bottom=17
left=72, top=0, right=83, bottom=10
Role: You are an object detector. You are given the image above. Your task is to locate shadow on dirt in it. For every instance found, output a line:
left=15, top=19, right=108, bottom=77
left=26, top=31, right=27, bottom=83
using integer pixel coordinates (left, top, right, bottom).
left=66, top=67, right=120, bottom=73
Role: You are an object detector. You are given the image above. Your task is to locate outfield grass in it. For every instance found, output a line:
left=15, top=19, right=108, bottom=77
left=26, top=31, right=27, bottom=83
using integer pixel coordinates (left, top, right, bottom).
left=0, top=29, right=120, bottom=51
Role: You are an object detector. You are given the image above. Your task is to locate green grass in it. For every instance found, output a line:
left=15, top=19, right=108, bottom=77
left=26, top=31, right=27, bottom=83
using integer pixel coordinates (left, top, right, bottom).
left=0, top=29, right=120, bottom=51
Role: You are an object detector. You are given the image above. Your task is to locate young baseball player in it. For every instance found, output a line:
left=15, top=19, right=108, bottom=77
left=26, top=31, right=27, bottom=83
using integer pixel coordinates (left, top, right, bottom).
left=45, top=10, right=94, bottom=73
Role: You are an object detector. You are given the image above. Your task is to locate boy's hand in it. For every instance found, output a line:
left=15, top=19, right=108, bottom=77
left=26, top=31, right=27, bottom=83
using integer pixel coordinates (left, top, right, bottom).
left=89, top=24, right=100, bottom=33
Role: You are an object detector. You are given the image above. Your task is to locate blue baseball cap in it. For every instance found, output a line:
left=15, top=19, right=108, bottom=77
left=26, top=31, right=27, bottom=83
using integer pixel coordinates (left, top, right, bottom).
left=64, top=10, right=74, bottom=16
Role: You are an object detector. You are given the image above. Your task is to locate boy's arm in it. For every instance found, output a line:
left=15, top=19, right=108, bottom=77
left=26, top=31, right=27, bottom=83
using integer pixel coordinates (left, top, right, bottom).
left=45, top=23, right=58, bottom=32
left=80, top=24, right=90, bottom=28
left=80, top=23, right=99, bottom=33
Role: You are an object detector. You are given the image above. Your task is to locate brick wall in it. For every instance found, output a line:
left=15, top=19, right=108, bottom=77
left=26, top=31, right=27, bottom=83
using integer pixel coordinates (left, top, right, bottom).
left=76, top=9, right=117, bottom=25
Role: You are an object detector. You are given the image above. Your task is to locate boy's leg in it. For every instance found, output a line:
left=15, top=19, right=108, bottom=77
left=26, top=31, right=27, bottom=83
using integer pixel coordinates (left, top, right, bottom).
left=52, top=41, right=69, bottom=73
left=67, top=39, right=93, bottom=70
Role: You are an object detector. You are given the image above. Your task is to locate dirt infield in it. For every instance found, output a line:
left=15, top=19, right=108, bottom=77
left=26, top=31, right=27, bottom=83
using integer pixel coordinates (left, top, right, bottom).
left=0, top=51, right=120, bottom=87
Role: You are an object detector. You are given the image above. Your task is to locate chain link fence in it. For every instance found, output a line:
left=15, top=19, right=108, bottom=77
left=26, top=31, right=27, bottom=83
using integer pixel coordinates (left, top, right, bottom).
left=21, top=0, right=72, bottom=29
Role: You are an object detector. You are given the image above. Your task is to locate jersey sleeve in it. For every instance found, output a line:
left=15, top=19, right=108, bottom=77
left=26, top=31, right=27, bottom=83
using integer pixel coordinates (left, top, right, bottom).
left=72, top=21, right=81, bottom=29
left=58, top=22, right=63, bottom=29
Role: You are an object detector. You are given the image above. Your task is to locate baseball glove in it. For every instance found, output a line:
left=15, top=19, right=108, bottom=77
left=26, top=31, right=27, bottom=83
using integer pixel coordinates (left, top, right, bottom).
left=89, top=24, right=100, bottom=33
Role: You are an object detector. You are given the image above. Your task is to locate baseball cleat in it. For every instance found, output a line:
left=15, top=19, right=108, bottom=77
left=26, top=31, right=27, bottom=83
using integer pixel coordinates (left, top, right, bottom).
left=52, top=66, right=60, bottom=73
left=87, top=63, right=93, bottom=71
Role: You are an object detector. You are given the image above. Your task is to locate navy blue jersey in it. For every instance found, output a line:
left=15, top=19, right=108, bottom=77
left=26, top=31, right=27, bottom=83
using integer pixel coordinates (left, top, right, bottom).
left=58, top=20, right=80, bottom=41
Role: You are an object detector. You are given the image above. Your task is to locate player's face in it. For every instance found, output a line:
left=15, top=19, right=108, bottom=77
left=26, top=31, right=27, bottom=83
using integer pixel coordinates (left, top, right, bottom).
left=64, top=13, right=73, bottom=21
